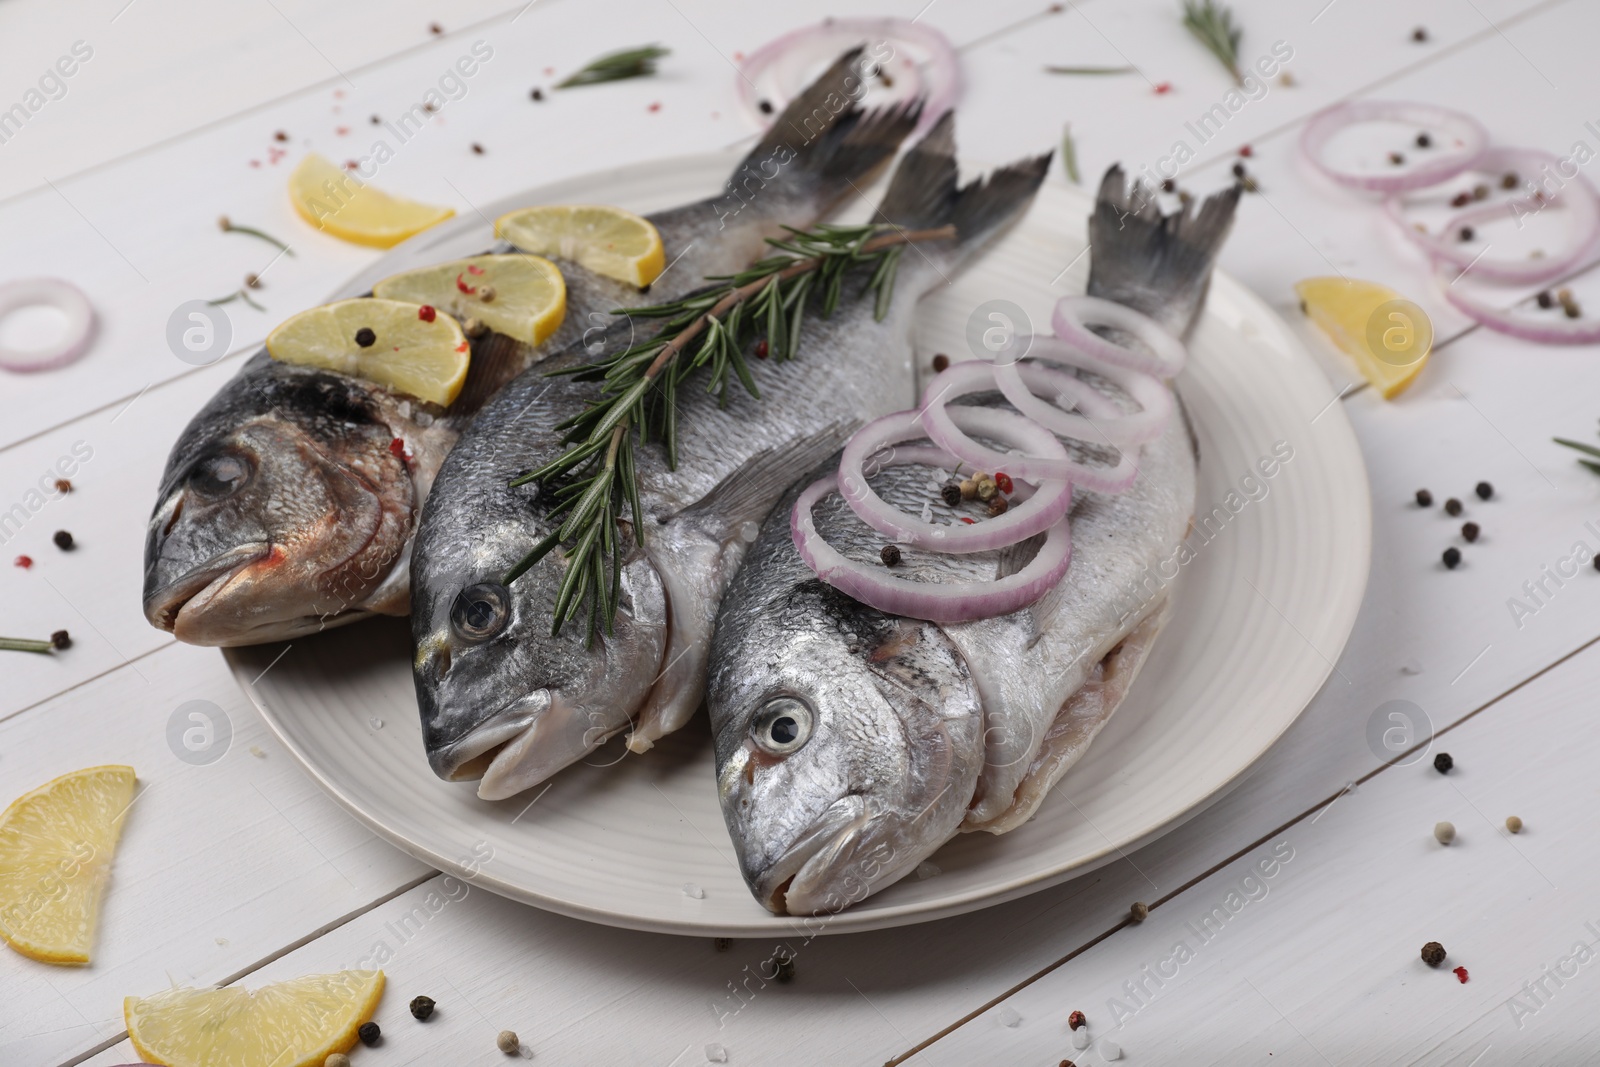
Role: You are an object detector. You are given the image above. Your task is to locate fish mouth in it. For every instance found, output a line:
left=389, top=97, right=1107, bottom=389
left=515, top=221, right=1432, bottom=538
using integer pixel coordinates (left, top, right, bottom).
left=752, top=795, right=872, bottom=916
left=145, top=543, right=272, bottom=639
left=426, top=690, right=556, bottom=793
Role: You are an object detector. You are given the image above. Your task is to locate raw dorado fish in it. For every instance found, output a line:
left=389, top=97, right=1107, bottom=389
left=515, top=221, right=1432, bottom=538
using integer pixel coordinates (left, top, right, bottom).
left=143, top=50, right=911, bottom=646
left=706, top=168, right=1240, bottom=914
left=412, top=115, right=1050, bottom=800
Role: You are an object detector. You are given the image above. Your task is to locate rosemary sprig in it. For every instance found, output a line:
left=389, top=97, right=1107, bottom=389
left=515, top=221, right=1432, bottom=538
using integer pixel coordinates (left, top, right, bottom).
left=208, top=289, right=266, bottom=311
left=1044, top=65, right=1135, bottom=75
left=1555, top=429, right=1600, bottom=477
left=218, top=215, right=294, bottom=255
left=1182, top=0, right=1244, bottom=85
left=0, top=636, right=56, bottom=654
left=504, top=221, right=954, bottom=637
left=556, top=45, right=670, bottom=88
left=1061, top=123, right=1081, bottom=185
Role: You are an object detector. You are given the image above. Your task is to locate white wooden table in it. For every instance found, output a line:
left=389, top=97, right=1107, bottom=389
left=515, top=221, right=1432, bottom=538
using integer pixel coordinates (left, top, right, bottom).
left=4, top=0, right=1599, bottom=1063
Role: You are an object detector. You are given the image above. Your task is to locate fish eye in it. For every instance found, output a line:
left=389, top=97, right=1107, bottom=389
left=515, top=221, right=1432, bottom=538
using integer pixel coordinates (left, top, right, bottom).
left=451, top=582, right=511, bottom=643
left=187, top=449, right=254, bottom=497
left=751, top=697, right=814, bottom=756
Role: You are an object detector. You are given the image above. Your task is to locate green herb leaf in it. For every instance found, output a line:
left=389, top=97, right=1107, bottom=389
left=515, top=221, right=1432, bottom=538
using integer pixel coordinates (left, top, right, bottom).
left=556, top=45, right=670, bottom=89
left=1182, top=0, right=1244, bottom=85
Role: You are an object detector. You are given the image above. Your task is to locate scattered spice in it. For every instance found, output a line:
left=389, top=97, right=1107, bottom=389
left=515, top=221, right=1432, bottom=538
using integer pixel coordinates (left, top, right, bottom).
left=464, top=317, right=488, bottom=339
left=773, top=950, right=795, bottom=982
left=1154, top=81, right=1172, bottom=94
left=217, top=215, right=294, bottom=256
left=1433, top=751, right=1453, bottom=774
left=371, top=114, right=381, bottom=124
left=987, top=496, right=1010, bottom=517
left=1232, top=162, right=1247, bottom=179
left=557, top=44, right=670, bottom=88
left=931, top=353, right=950, bottom=372
left=429, top=21, right=443, bottom=34
left=14, top=555, right=32, bottom=569
left=418, top=305, right=437, bottom=323
left=1412, top=26, right=1429, bottom=42
left=647, top=101, right=662, bottom=113
left=244, top=273, right=261, bottom=290
left=1129, top=901, right=1149, bottom=922
left=714, top=937, right=732, bottom=951
left=497, top=1030, right=521, bottom=1054
left=994, top=472, right=1013, bottom=494
left=1415, top=132, right=1432, bottom=148
left=1415, top=488, right=1433, bottom=507
left=456, top=272, right=477, bottom=295
left=1502, top=172, right=1519, bottom=189
left=52, top=530, right=73, bottom=551
left=479, top=285, right=498, bottom=303
left=1537, top=290, right=1555, bottom=308
left=325, top=1055, right=351, bottom=1067
left=410, top=995, right=436, bottom=1020
left=758, top=99, right=773, bottom=115
left=1421, top=941, right=1447, bottom=967
left=1461, top=522, right=1479, bottom=543
left=1450, top=191, right=1472, bottom=208
left=754, top=339, right=769, bottom=359
left=1278, top=70, right=1295, bottom=86
left=1474, top=481, right=1493, bottom=500
left=1594, top=556, right=1600, bottom=573
left=1161, top=178, right=1176, bottom=193
left=1473, top=183, right=1489, bottom=200
left=1563, top=298, right=1582, bottom=319
left=471, top=143, right=485, bottom=155
left=354, top=327, right=377, bottom=348
left=51, top=630, right=71, bottom=650
left=940, top=484, right=963, bottom=507
left=974, top=474, right=998, bottom=502
left=880, top=544, right=902, bottom=567
left=0, top=635, right=56, bottom=653
left=1434, top=820, right=1457, bottom=844
left=1458, top=225, right=1474, bottom=242
left=1444, top=497, right=1463, bottom=516
left=54, top=478, right=72, bottom=493
left=1506, top=815, right=1523, bottom=833
left=1239, top=144, right=1253, bottom=157
left=358, top=1021, right=381, bottom=1047
left=1068, top=1010, right=1087, bottom=1031
left=1442, top=547, right=1461, bottom=569
left=1454, top=966, right=1470, bottom=983
left=959, top=516, right=977, bottom=525
left=1389, top=151, right=1406, bottom=166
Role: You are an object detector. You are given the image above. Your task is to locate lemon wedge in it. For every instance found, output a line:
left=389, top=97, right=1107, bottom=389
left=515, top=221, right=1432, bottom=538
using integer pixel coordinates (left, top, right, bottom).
left=496, top=204, right=665, bottom=287
left=289, top=153, right=454, bottom=249
left=373, top=254, right=567, bottom=347
left=1296, top=277, right=1434, bottom=399
left=267, top=297, right=469, bottom=406
left=0, top=764, right=136, bottom=964
left=127, top=969, right=385, bottom=1067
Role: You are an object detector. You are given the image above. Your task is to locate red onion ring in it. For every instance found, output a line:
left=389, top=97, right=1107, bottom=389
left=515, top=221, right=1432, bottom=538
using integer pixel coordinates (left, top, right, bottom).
left=793, top=470, right=1072, bottom=623
left=737, top=18, right=961, bottom=134
left=1301, top=100, right=1488, bottom=194
left=1383, top=146, right=1600, bottom=285
left=1438, top=270, right=1600, bottom=344
left=1049, top=295, right=1189, bottom=378
left=838, top=408, right=1073, bottom=553
left=0, top=278, right=96, bottom=373
left=1009, top=335, right=1174, bottom=446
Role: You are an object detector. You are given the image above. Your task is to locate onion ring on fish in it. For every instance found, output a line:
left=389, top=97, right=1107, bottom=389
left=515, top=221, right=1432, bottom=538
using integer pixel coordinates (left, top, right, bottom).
left=1048, top=295, right=1188, bottom=379
left=838, top=409, right=1072, bottom=553
left=737, top=18, right=960, bottom=135
left=0, top=278, right=95, bottom=373
left=1300, top=100, right=1488, bottom=193
left=793, top=468, right=1072, bottom=623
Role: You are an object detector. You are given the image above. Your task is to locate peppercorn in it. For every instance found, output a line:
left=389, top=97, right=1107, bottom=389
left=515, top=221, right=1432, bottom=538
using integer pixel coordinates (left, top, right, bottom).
left=754, top=339, right=769, bottom=359
left=940, top=484, right=963, bottom=507
left=758, top=99, right=774, bottom=115
left=1538, top=290, right=1554, bottom=308
left=1459, top=225, right=1474, bottom=242
left=773, top=951, right=795, bottom=983
left=479, top=285, right=497, bottom=302
left=1421, top=941, right=1447, bottom=967
left=1415, top=132, right=1432, bottom=148
left=530, top=87, right=544, bottom=101
left=959, top=477, right=979, bottom=501
left=1129, top=901, right=1149, bottom=922
left=974, top=474, right=998, bottom=502
left=53, top=530, right=73, bottom=550
left=1444, top=497, right=1462, bottom=516
left=1565, top=300, right=1582, bottom=319
left=463, top=317, right=488, bottom=339
left=1178, top=189, right=1193, bottom=206
left=1412, top=26, right=1428, bottom=41
left=1506, top=816, right=1523, bottom=833
left=1068, top=1010, right=1087, bottom=1030
left=1461, top=522, right=1479, bottom=543
left=931, top=353, right=950, bottom=372
left=714, top=937, right=732, bottom=952
left=14, top=555, right=32, bottom=569
left=50, top=630, right=71, bottom=650
left=498, top=1030, right=520, bottom=1054
left=1442, top=547, right=1461, bottom=569
left=1388, top=152, right=1405, bottom=166
left=371, top=113, right=382, bottom=123
left=244, top=272, right=261, bottom=289
left=471, top=143, right=485, bottom=154
left=1474, top=481, right=1493, bottom=500
left=354, top=327, right=376, bottom=347
left=987, top=496, right=1009, bottom=517
left=325, top=1055, right=351, bottom=1067
left=1450, top=191, right=1471, bottom=207
left=53, top=478, right=71, bottom=494
left=429, top=22, right=443, bottom=33
left=1415, top=488, right=1433, bottom=507
left=1434, top=821, right=1456, bottom=844
left=994, top=472, right=1013, bottom=494
left=1434, top=751, right=1453, bottom=773
left=358, top=1021, right=381, bottom=1046
left=274, top=130, right=288, bottom=142
left=1473, top=183, right=1489, bottom=200
left=1232, top=162, right=1246, bottom=178
left=409, top=995, right=435, bottom=1020
left=880, top=544, right=902, bottom=567
left=1161, top=178, right=1176, bottom=193
left=1502, top=172, right=1519, bottom=189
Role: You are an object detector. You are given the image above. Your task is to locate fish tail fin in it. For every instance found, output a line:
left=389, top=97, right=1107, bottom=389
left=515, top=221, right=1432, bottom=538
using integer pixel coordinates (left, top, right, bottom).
left=877, top=112, right=1052, bottom=286
left=1087, top=164, right=1240, bottom=337
left=729, top=49, right=920, bottom=215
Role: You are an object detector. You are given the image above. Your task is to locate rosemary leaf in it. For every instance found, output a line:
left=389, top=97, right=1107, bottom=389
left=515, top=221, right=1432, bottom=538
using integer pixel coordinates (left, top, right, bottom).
left=557, top=45, right=670, bottom=89
left=1554, top=436, right=1600, bottom=461
left=1061, top=123, right=1081, bottom=184
left=1044, top=65, right=1136, bottom=75
left=1182, top=0, right=1244, bottom=85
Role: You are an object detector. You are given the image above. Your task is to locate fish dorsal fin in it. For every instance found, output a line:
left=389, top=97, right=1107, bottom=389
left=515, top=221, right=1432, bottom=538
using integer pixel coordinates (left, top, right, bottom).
left=674, top=421, right=855, bottom=540
left=449, top=331, right=535, bottom=417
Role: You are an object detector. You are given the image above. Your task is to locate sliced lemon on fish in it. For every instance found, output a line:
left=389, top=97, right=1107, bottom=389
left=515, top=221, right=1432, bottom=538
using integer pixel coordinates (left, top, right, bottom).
left=267, top=297, right=469, bottom=406
left=373, top=254, right=567, bottom=347
left=495, top=204, right=665, bottom=287
left=0, top=764, right=136, bottom=964
left=289, top=153, right=454, bottom=249
left=1296, top=276, right=1433, bottom=399
left=126, top=969, right=385, bottom=1067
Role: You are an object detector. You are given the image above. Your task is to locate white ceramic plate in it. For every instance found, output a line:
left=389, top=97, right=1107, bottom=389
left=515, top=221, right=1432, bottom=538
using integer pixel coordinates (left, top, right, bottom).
left=229, top=152, right=1371, bottom=936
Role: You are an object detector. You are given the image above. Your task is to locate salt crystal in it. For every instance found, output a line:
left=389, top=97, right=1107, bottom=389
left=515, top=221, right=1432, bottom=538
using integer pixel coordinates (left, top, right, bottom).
left=398, top=400, right=412, bottom=418
left=1100, top=1038, right=1122, bottom=1060
left=920, top=502, right=933, bottom=523
left=683, top=882, right=705, bottom=899
left=415, top=411, right=434, bottom=427
left=214, top=936, right=229, bottom=945
left=369, top=717, right=384, bottom=730
left=1401, top=658, right=1424, bottom=675
left=249, top=745, right=266, bottom=759
left=1072, top=1027, right=1091, bottom=1050
left=705, top=1044, right=728, bottom=1063
left=998, top=1007, right=1021, bottom=1028
left=916, top=861, right=942, bottom=880
left=739, top=521, right=760, bottom=542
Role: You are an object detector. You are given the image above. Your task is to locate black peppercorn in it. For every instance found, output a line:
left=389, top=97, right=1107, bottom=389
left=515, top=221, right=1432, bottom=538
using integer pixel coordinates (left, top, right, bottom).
left=52, top=530, right=73, bottom=550
left=1461, top=522, right=1479, bottom=543
left=1232, top=162, right=1246, bottom=178
left=50, top=629, right=71, bottom=650
left=1459, top=225, right=1475, bottom=242
left=1161, top=178, right=1176, bottom=193
left=471, top=143, right=485, bottom=154
left=1415, top=488, right=1433, bottom=507
left=931, top=353, right=950, bottom=373
left=773, top=951, right=795, bottom=983
left=1443, top=547, right=1461, bottom=569
left=1444, top=498, right=1462, bottom=516
left=1537, top=290, right=1554, bottom=308
left=1475, top=481, right=1493, bottom=500
left=758, top=99, right=774, bottom=115
left=354, top=327, right=376, bottom=347
left=410, top=995, right=435, bottom=1020
left=530, top=87, right=543, bottom=101
left=1412, top=26, right=1429, bottom=42
left=358, top=1021, right=381, bottom=1046
left=880, top=544, right=901, bottom=567
left=1434, top=751, right=1453, bottom=773
left=940, top=484, right=963, bottom=507
left=1422, top=941, right=1447, bottom=966
left=1415, top=132, right=1432, bottom=148
left=1502, top=172, right=1519, bottom=189
left=713, top=937, right=732, bottom=952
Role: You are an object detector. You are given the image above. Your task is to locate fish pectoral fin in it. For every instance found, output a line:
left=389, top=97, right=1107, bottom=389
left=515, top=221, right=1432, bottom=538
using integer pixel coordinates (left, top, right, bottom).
left=672, top=422, right=855, bottom=538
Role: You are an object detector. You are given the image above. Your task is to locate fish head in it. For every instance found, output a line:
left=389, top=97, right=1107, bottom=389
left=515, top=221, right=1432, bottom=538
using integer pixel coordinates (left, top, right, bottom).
left=411, top=502, right=669, bottom=801
left=144, top=364, right=414, bottom=645
left=709, top=582, right=984, bottom=915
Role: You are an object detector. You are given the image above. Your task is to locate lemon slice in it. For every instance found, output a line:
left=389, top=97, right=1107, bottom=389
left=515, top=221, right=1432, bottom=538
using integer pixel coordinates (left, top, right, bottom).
left=1296, top=277, right=1434, bottom=399
left=373, top=254, right=567, bottom=347
left=289, top=153, right=454, bottom=249
left=267, top=297, right=469, bottom=406
left=0, top=765, right=136, bottom=964
left=127, top=969, right=384, bottom=1067
left=496, top=204, right=665, bottom=287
